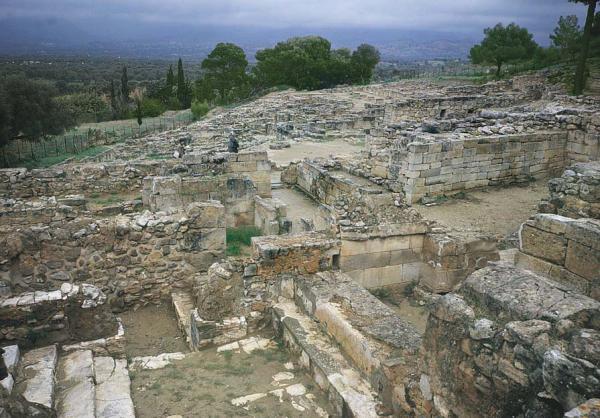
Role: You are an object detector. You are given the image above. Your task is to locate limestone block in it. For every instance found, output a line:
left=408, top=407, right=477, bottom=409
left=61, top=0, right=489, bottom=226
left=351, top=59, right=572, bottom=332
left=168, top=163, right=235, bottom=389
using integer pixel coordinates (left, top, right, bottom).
left=520, top=224, right=567, bottom=264
left=565, top=241, right=600, bottom=281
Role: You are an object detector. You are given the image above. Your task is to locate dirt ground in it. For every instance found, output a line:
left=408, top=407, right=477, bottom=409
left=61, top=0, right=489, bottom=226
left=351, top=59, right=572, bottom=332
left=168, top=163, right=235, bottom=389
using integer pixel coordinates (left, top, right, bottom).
left=119, top=304, right=188, bottom=357
left=415, top=181, right=548, bottom=241
left=373, top=290, right=430, bottom=335
left=264, top=140, right=363, bottom=165
left=129, top=335, right=331, bottom=418
left=272, top=188, right=322, bottom=233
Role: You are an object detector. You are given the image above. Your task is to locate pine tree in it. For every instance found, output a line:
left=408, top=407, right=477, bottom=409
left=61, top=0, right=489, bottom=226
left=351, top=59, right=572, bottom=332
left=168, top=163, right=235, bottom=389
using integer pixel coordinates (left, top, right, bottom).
left=571, top=0, right=599, bottom=95
left=121, top=66, right=129, bottom=100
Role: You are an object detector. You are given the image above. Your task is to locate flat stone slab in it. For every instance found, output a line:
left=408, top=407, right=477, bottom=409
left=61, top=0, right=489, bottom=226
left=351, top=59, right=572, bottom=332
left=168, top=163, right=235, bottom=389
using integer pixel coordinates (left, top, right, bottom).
left=461, top=262, right=600, bottom=326
left=18, top=345, right=58, bottom=408
left=94, top=356, right=135, bottom=418
left=130, top=352, right=186, bottom=370
left=56, top=350, right=95, bottom=418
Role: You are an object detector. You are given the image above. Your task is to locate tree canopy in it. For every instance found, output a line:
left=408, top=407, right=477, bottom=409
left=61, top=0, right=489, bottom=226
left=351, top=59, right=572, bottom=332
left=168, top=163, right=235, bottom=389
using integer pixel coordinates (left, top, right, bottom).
left=470, top=23, right=538, bottom=77
left=551, top=15, right=582, bottom=61
left=0, top=76, right=76, bottom=145
left=570, top=0, right=599, bottom=95
left=198, top=43, right=250, bottom=104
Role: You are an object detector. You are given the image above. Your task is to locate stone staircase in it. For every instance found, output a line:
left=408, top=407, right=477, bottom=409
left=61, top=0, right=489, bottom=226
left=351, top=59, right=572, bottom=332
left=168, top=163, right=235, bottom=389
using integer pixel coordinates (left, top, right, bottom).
left=2, top=344, right=135, bottom=418
left=272, top=300, right=382, bottom=417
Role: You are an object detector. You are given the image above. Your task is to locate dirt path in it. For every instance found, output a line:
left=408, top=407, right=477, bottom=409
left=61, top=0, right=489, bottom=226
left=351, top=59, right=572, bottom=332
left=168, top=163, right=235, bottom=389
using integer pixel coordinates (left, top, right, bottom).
left=130, top=335, right=331, bottom=418
left=415, top=181, right=548, bottom=240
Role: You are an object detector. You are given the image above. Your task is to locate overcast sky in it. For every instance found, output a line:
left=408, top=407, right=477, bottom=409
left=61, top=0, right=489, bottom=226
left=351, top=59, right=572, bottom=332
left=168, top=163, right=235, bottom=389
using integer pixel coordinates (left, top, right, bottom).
left=0, top=0, right=587, bottom=41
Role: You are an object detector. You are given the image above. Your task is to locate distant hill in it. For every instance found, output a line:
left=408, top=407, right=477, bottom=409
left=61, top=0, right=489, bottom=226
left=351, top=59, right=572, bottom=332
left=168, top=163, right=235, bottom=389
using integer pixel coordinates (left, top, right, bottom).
left=0, top=17, right=476, bottom=61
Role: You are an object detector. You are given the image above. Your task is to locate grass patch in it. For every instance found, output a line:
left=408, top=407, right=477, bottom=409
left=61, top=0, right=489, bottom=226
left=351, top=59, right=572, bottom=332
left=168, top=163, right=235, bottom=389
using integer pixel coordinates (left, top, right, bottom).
left=20, top=145, right=109, bottom=169
left=226, top=226, right=262, bottom=256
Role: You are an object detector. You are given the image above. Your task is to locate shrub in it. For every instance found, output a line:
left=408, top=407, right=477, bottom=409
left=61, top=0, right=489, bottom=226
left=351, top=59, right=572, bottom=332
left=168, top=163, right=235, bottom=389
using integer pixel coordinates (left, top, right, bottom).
left=141, top=98, right=166, bottom=118
left=191, top=100, right=210, bottom=120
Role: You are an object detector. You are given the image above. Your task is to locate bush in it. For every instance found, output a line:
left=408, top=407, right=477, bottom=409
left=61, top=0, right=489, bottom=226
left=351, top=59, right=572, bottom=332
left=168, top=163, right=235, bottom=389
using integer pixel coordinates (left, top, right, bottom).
left=226, top=226, right=262, bottom=246
left=141, top=98, right=166, bottom=118
left=191, top=100, right=210, bottom=120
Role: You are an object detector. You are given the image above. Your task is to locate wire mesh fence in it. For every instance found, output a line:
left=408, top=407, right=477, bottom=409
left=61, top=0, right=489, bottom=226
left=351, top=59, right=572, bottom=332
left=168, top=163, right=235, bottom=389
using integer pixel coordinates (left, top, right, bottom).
left=0, top=111, right=194, bottom=169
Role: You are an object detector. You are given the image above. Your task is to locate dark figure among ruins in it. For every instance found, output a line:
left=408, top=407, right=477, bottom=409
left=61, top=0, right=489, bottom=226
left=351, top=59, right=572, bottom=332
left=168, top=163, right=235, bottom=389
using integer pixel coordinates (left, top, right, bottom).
left=227, top=132, right=239, bottom=153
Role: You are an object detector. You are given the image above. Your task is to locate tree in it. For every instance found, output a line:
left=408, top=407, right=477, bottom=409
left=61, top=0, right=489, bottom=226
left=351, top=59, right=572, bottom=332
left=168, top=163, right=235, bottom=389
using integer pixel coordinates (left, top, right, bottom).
left=200, top=43, right=249, bottom=104
left=109, top=80, right=118, bottom=119
left=571, top=0, right=599, bottom=95
left=130, top=87, right=144, bottom=131
left=470, top=23, right=538, bottom=78
left=351, top=44, right=381, bottom=84
left=551, top=15, right=582, bottom=61
left=2, top=76, right=75, bottom=143
left=121, top=66, right=129, bottom=100
left=176, top=58, right=192, bottom=108
left=166, top=65, right=175, bottom=87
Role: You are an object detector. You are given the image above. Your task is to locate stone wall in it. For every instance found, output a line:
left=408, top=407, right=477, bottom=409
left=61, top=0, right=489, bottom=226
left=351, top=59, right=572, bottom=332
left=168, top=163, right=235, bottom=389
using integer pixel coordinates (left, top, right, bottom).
left=391, top=131, right=568, bottom=204
left=565, top=111, right=600, bottom=163
left=341, top=232, right=424, bottom=289
left=516, top=213, right=600, bottom=300
left=0, top=162, right=166, bottom=198
left=421, top=262, right=600, bottom=417
left=0, top=196, right=86, bottom=228
left=183, top=151, right=271, bottom=197
left=0, top=202, right=226, bottom=306
left=0, top=283, right=117, bottom=348
left=142, top=174, right=257, bottom=227
left=384, top=93, right=521, bottom=124
left=254, top=196, right=290, bottom=235
left=420, top=232, right=500, bottom=293
left=251, top=232, right=341, bottom=277
left=539, top=162, right=600, bottom=219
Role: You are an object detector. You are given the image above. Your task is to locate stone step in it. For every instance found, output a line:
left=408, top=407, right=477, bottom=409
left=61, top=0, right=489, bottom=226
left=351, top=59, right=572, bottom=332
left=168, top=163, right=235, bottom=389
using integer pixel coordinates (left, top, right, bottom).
left=16, top=344, right=58, bottom=409
left=171, top=291, right=195, bottom=350
left=271, top=182, right=283, bottom=190
left=94, top=356, right=135, bottom=418
left=294, top=272, right=423, bottom=414
left=55, top=350, right=96, bottom=418
left=273, top=300, right=381, bottom=418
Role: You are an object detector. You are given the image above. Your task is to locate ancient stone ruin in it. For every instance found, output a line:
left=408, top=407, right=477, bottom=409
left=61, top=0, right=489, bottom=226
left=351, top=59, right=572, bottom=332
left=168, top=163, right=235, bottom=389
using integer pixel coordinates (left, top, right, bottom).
left=0, top=74, right=599, bottom=417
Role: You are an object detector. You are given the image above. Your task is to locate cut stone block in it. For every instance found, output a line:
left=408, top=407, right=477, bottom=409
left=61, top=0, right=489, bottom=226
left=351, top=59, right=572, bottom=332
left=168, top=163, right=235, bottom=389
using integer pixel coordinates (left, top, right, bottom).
left=18, top=344, right=58, bottom=409
left=94, top=356, right=135, bottom=418
left=56, top=350, right=95, bottom=418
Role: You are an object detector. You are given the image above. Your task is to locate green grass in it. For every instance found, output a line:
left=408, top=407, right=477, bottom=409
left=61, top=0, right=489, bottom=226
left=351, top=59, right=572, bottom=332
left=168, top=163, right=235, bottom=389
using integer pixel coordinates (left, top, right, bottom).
left=20, top=145, right=110, bottom=169
left=226, top=226, right=262, bottom=256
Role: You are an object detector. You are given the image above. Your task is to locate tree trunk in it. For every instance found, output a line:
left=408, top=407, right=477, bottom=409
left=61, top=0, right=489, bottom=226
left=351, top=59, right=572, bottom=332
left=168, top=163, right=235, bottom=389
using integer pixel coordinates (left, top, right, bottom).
left=574, top=0, right=597, bottom=95
left=496, top=61, right=502, bottom=79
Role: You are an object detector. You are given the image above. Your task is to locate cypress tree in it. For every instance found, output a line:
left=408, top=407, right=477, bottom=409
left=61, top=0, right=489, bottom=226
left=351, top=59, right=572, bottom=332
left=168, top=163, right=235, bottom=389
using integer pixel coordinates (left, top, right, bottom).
left=121, top=66, right=129, bottom=100
left=176, top=58, right=185, bottom=104
left=109, top=80, right=117, bottom=118
left=167, top=65, right=175, bottom=87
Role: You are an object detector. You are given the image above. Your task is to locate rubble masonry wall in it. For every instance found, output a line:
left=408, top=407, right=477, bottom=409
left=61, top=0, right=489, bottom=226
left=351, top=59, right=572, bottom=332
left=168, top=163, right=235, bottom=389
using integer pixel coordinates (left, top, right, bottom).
left=0, top=202, right=226, bottom=306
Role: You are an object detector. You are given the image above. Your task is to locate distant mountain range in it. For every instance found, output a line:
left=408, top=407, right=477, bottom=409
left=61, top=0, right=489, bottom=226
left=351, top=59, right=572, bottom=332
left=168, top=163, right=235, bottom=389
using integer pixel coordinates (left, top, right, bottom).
left=0, top=17, right=478, bottom=61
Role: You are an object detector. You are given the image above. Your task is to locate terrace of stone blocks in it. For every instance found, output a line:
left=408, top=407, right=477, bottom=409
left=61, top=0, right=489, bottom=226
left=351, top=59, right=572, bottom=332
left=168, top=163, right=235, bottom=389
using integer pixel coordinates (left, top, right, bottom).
left=0, top=73, right=599, bottom=417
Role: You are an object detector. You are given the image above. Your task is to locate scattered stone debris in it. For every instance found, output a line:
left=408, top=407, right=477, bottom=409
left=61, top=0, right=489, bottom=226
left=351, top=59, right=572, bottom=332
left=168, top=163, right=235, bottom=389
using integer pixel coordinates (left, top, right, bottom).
left=1, top=73, right=598, bottom=417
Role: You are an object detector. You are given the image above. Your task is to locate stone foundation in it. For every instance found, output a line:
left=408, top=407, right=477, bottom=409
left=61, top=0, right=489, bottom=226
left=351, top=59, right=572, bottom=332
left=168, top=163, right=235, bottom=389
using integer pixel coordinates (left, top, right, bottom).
left=421, top=262, right=600, bottom=417
left=516, top=213, right=600, bottom=300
